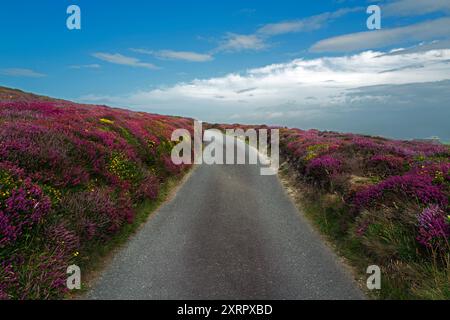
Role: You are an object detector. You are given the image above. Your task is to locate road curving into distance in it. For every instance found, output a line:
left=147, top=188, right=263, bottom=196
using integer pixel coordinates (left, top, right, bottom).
left=87, top=132, right=365, bottom=300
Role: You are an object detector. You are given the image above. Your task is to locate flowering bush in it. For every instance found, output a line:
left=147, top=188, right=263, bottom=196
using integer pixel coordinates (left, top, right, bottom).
left=307, top=155, right=341, bottom=175
left=305, top=155, right=341, bottom=189
left=59, top=190, right=125, bottom=242
left=279, top=126, right=450, bottom=275
left=367, top=155, right=407, bottom=177
left=0, top=178, right=51, bottom=248
left=136, top=174, right=160, bottom=202
left=417, top=205, right=450, bottom=253
left=410, top=162, right=450, bottom=185
left=353, top=173, right=448, bottom=210
left=0, top=90, right=193, bottom=299
left=108, top=152, right=141, bottom=182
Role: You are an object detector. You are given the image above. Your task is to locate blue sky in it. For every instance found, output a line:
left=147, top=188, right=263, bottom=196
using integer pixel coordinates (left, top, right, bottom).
left=1, top=0, right=450, bottom=140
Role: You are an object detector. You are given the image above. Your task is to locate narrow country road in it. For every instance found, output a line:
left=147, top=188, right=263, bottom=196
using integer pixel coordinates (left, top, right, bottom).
left=87, top=132, right=365, bottom=300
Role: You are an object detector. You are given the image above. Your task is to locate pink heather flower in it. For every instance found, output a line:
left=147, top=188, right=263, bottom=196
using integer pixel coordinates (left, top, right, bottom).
left=1, top=180, right=51, bottom=248
left=353, top=173, right=448, bottom=210
left=306, top=155, right=341, bottom=175
left=417, top=205, right=450, bottom=251
left=368, top=154, right=406, bottom=175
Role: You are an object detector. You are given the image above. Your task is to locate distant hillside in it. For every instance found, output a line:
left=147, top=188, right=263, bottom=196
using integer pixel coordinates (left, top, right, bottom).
left=0, top=87, right=68, bottom=103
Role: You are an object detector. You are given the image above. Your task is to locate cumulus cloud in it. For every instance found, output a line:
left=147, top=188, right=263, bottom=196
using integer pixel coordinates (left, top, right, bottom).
left=79, top=48, right=450, bottom=139
left=131, top=49, right=213, bottom=62
left=80, top=48, right=450, bottom=108
left=310, top=17, right=450, bottom=52
left=0, top=68, right=46, bottom=78
left=92, top=52, right=158, bottom=70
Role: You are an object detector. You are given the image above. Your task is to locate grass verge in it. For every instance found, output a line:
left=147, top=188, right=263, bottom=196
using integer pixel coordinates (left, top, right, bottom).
left=279, top=161, right=450, bottom=300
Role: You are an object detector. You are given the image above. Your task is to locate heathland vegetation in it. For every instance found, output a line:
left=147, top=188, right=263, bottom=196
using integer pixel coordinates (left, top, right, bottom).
left=0, top=87, right=193, bottom=299
left=1, top=88, right=449, bottom=299
left=279, top=128, right=449, bottom=299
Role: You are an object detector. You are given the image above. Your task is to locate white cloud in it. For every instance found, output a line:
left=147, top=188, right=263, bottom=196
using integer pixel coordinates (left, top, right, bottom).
left=78, top=48, right=450, bottom=139
left=381, top=39, right=450, bottom=55
left=214, top=7, right=362, bottom=53
left=80, top=49, right=450, bottom=110
left=0, top=68, right=46, bottom=78
left=92, top=52, right=158, bottom=70
left=131, top=49, right=213, bottom=62
left=310, top=17, right=450, bottom=52
left=216, top=33, right=268, bottom=52
left=257, top=18, right=323, bottom=36
left=69, top=64, right=101, bottom=69
left=383, top=0, right=450, bottom=17
left=257, top=7, right=363, bottom=36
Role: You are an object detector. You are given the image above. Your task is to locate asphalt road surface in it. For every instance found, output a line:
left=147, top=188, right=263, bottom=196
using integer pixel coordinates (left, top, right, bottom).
left=87, top=132, right=365, bottom=300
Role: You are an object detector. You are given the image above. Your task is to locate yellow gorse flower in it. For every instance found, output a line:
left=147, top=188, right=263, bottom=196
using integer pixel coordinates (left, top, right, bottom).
left=100, top=118, right=114, bottom=125
left=108, top=152, right=139, bottom=181
left=0, top=171, right=16, bottom=201
left=42, top=185, right=62, bottom=204
left=305, top=144, right=329, bottom=161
